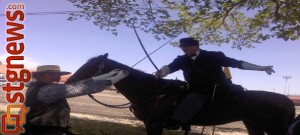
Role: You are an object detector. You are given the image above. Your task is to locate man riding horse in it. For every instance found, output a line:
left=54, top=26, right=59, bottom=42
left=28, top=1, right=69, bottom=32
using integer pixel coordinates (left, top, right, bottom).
left=67, top=52, right=294, bottom=135
left=155, top=37, right=275, bottom=130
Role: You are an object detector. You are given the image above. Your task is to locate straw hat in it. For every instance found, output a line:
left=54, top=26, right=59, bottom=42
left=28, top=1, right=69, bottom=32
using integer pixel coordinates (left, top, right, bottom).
left=32, top=65, right=71, bottom=78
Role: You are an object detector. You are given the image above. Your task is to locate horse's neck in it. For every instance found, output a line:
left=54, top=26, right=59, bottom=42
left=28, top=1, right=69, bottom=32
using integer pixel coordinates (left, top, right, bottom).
left=105, top=59, right=158, bottom=103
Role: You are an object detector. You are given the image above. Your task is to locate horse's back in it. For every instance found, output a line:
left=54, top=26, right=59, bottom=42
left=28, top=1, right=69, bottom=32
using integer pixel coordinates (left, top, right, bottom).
left=242, top=90, right=295, bottom=132
left=191, top=90, right=295, bottom=126
left=242, top=90, right=295, bottom=119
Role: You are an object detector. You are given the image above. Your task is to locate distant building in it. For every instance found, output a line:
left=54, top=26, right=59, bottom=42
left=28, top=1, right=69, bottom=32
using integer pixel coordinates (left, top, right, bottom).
left=288, top=95, right=300, bottom=106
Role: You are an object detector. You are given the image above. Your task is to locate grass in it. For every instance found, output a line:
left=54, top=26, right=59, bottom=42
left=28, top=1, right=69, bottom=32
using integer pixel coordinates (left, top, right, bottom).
left=0, top=111, right=189, bottom=135
left=69, top=117, right=189, bottom=135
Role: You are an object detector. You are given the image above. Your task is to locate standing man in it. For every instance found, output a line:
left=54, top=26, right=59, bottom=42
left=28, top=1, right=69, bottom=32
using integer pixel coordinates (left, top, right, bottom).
left=155, top=37, right=275, bottom=129
left=23, top=65, right=128, bottom=135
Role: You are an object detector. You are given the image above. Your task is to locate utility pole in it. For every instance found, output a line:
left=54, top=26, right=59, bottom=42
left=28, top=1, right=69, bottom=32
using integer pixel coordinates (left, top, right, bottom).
left=287, top=85, right=290, bottom=96
left=282, top=76, right=292, bottom=95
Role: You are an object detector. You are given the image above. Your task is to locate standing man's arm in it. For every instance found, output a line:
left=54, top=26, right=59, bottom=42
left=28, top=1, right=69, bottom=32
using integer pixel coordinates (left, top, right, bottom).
left=37, top=70, right=128, bottom=103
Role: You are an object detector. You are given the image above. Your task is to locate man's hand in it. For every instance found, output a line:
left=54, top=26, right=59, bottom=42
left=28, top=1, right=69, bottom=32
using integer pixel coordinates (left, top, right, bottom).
left=155, top=70, right=165, bottom=78
left=93, top=69, right=121, bottom=80
left=92, top=69, right=129, bottom=82
left=155, top=65, right=170, bottom=78
left=241, top=62, right=275, bottom=75
left=263, top=66, right=275, bottom=75
left=107, top=70, right=129, bottom=84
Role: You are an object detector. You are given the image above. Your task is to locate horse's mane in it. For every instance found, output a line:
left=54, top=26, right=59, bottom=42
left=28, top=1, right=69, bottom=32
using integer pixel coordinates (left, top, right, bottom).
left=103, top=58, right=156, bottom=80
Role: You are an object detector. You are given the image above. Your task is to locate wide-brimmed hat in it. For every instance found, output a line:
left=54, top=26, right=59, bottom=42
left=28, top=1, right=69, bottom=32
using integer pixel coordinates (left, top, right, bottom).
left=179, top=37, right=199, bottom=47
left=31, top=65, right=71, bottom=78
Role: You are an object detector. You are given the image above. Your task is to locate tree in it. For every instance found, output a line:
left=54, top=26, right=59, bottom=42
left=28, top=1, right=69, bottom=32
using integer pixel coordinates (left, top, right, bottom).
left=67, top=0, right=299, bottom=49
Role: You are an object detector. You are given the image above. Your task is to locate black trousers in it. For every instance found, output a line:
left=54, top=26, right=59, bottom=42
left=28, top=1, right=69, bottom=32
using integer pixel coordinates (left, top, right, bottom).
left=21, top=123, right=73, bottom=135
left=171, top=92, right=209, bottom=123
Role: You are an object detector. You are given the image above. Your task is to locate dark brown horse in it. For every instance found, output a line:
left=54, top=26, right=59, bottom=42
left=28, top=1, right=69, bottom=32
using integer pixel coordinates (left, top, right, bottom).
left=68, top=54, right=295, bottom=135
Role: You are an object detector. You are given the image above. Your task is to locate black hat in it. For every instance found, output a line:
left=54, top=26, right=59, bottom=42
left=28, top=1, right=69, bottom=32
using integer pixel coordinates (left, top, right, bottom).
left=179, top=38, right=199, bottom=47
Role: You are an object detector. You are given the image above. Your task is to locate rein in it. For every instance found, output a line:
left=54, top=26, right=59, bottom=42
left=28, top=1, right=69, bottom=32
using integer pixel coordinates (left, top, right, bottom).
left=88, top=94, right=131, bottom=108
left=128, top=80, right=172, bottom=110
left=89, top=77, right=173, bottom=109
left=132, top=24, right=159, bottom=71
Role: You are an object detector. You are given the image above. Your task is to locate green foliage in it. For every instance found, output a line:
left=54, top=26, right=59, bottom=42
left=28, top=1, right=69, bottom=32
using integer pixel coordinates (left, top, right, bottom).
left=68, top=0, right=300, bottom=49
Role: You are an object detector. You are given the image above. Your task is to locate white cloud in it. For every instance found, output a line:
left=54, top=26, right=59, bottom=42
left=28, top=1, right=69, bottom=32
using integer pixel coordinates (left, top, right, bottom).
left=0, top=54, right=39, bottom=69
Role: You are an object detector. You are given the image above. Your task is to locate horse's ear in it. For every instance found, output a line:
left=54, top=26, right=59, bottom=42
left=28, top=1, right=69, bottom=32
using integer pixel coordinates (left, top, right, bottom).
left=103, top=53, right=108, bottom=59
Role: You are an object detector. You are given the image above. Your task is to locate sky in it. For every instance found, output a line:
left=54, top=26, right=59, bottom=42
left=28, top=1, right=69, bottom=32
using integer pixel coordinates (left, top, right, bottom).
left=0, top=0, right=299, bottom=95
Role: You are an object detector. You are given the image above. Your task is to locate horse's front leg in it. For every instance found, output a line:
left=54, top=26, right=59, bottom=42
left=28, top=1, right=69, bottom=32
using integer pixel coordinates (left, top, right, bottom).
left=243, top=121, right=265, bottom=135
left=144, top=120, right=164, bottom=135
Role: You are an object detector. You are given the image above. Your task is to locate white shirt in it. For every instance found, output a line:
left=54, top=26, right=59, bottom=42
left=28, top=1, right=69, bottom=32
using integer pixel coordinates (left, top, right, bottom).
left=190, top=49, right=200, bottom=60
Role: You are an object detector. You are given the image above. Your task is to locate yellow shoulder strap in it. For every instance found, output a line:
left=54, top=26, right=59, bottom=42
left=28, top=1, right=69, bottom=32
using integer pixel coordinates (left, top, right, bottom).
left=223, top=67, right=232, bottom=79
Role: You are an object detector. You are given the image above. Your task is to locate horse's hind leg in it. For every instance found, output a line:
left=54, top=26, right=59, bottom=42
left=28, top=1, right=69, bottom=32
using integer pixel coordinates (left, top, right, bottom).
left=144, top=121, right=163, bottom=135
left=265, top=128, right=288, bottom=135
left=244, top=121, right=289, bottom=135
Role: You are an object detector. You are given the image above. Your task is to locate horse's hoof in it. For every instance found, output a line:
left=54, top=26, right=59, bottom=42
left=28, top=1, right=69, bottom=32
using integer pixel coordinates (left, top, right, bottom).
left=164, top=120, right=180, bottom=130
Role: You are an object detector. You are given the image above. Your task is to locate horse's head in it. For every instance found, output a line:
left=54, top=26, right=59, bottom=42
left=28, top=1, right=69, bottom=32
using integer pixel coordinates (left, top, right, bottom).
left=95, top=55, right=188, bottom=104
left=65, top=53, right=109, bottom=83
left=67, top=53, right=187, bottom=107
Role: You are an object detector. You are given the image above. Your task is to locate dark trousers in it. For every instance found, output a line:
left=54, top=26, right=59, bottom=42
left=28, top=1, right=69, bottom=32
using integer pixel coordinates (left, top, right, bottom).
left=21, top=123, right=73, bottom=135
left=172, top=92, right=209, bottom=123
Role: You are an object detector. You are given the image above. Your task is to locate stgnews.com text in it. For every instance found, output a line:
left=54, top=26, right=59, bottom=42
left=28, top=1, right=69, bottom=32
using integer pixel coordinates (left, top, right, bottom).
left=1, top=3, right=30, bottom=134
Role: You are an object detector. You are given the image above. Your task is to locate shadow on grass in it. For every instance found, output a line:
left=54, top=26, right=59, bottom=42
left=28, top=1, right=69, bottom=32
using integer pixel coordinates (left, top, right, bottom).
left=69, top=117, right=195, bottom=135
left=0, top=111, right=197, bottom=135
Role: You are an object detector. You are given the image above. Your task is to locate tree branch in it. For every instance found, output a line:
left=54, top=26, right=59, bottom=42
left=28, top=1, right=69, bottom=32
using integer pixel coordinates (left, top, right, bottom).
left=216, top=0, right=243, bottom=30
left=271, top=0, right=281, bottom=21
